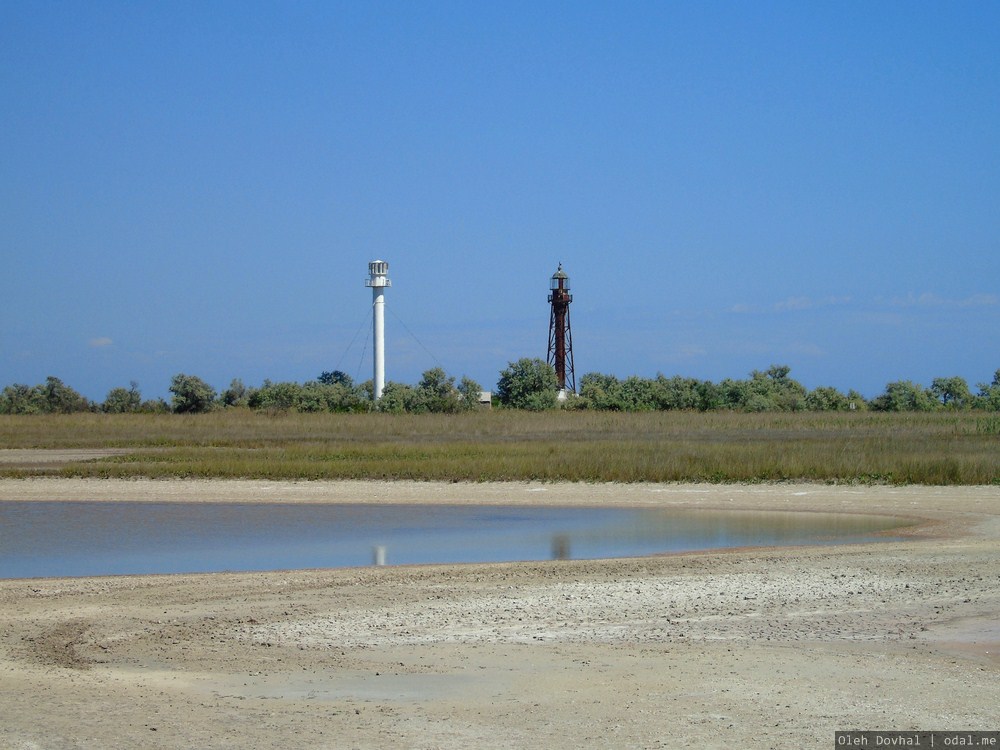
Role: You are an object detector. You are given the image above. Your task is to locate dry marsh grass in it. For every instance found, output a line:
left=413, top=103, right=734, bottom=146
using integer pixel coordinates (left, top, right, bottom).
left=0, top=410, right=997, bottom=484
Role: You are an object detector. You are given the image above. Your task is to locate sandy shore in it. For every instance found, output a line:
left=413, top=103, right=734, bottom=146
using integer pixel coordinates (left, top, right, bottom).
left=1, top=479, right=998, bottom=749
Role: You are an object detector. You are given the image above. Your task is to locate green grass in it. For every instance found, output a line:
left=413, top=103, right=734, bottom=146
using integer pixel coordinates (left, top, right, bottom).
left=1, top=410, right=998, bottom=484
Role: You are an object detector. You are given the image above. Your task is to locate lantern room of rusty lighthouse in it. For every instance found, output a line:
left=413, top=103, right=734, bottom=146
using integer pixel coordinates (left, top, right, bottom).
left=547, top=263, right=576, bottom=398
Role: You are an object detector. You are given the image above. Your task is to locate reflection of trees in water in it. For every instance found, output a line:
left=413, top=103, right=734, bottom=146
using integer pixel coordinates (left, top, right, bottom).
left=553, top=509, right=906, bottom=552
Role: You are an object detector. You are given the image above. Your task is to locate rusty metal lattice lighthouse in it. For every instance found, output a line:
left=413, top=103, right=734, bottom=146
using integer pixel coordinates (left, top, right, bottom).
left=547, top=263, right=575, bottom=399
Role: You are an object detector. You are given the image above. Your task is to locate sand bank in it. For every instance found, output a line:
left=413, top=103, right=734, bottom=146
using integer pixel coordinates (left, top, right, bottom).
left=1, top=479, right=998, bottom=749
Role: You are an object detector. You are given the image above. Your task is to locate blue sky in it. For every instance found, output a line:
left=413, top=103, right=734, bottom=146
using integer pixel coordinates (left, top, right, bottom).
left=2, top=1, right=998, bottom=402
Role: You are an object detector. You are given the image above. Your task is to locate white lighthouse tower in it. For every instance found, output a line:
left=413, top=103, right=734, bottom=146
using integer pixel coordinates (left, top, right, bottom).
left=365, top=260, right=391, bottom=400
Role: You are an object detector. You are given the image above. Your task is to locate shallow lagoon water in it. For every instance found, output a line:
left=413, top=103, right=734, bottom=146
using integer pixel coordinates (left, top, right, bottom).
left=0, top=501, right=909, bottom=579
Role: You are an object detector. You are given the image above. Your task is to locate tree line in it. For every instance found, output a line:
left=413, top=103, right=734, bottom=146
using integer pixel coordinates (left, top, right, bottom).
left=3, top=361, right=1000, bottom=415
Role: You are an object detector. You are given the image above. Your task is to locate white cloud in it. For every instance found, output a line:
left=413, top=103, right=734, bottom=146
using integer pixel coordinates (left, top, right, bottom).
left=773, top=296, right=814, bottom=312
left=787, top=341, right=826, bottom=357
left=88, top=337, right=113, bottom=348
left=729, top=296, right=854, bottom=314
left=678, top=345, right=707, bottom=358
left=959, top=293, right=999, bottom=307
left=773, top=295, right=853, bottom=312
left=887, top=292, right=998, bottom=309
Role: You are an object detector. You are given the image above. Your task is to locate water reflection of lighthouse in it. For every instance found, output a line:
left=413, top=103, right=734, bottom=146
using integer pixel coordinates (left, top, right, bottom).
left=551, top=534, right=570, bottom=560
